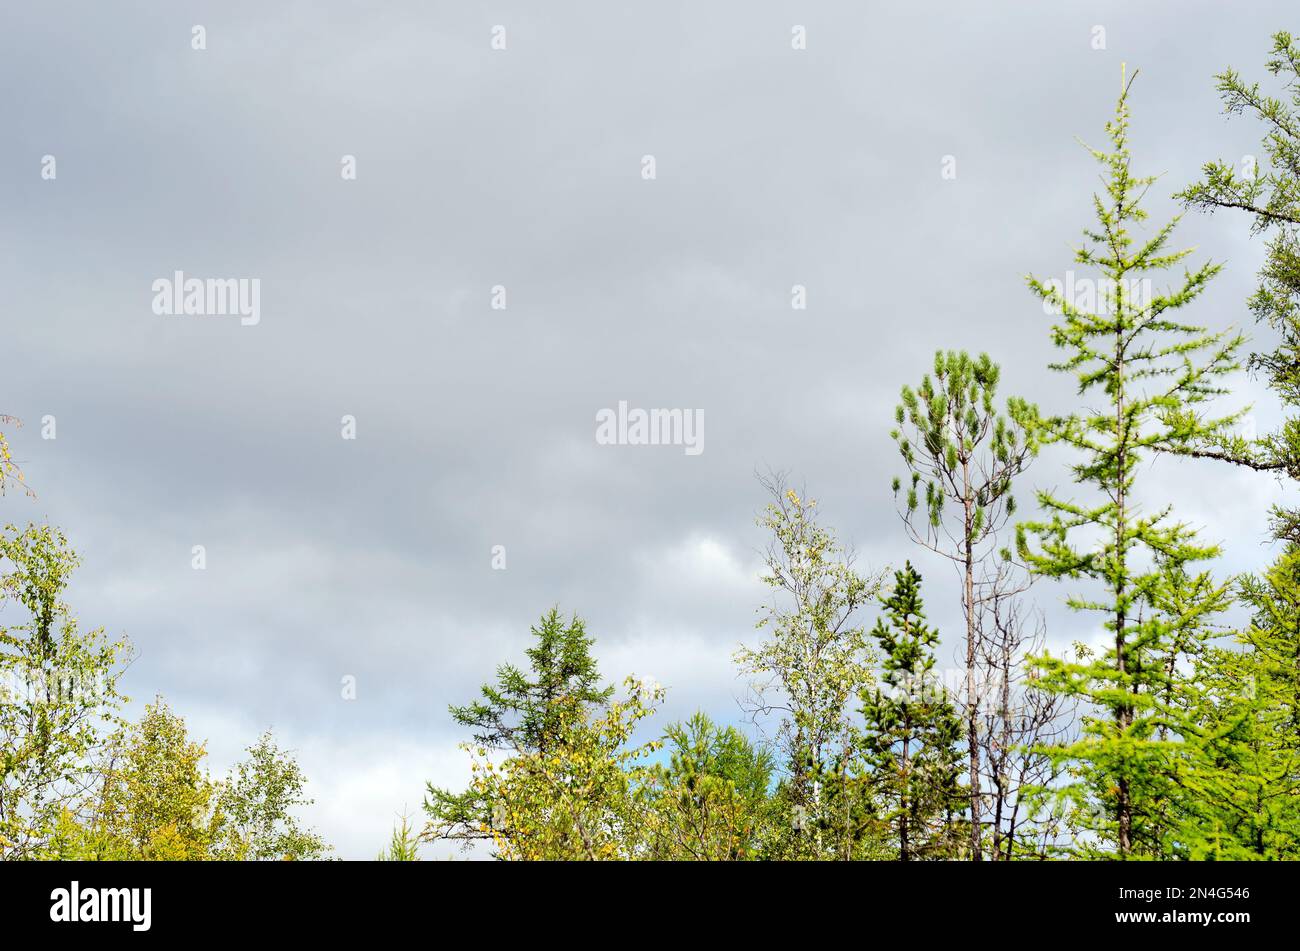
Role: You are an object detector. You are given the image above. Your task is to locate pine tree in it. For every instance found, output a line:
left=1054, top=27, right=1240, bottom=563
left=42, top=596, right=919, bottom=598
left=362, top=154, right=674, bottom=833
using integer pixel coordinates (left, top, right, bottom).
left=641, top=712, right=776, bottom=860
left=891, top=350, right=1035, bottom=859
left=1019, top=71, right=1243, bottom=857
left=858, top=563, right=963, bottom=860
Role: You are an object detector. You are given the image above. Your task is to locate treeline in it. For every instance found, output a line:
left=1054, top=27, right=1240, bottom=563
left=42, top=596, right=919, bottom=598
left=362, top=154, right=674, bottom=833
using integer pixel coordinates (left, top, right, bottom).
left=421, top=38, right=1300, bottom=861
left=0, top=491, right=327, bottom=859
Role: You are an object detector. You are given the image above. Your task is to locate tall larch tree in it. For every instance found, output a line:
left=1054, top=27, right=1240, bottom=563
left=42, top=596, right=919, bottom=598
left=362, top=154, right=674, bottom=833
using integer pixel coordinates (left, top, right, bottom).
left=1177, top=31, right=1300, bottom=540
left=1019, top=70, right=1243, bottom=858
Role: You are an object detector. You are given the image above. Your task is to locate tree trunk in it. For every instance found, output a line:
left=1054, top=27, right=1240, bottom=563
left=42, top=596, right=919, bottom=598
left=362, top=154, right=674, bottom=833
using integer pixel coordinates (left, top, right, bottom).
left=900, top=731, right=911, bottom=861
left=963, top=475, right=982, bottom=861
left=1115, top=320, right=1133, bottom=858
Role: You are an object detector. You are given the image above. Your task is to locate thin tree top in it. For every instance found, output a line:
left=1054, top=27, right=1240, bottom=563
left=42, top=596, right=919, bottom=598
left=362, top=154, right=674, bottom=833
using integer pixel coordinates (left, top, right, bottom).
left=1025, top=71, right=1244, bottom=459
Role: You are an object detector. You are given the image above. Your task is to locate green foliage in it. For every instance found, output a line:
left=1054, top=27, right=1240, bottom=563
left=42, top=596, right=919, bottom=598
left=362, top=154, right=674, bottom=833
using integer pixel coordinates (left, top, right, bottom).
left=1020, top=74, right=1242, bottom=857
left=378, top=813, right=422, bottom=861
left=14, top=52, right=1300, bottom=866
left=641, top=712, right=776, bottom=860
left=891, top=350, right=1037, bottom=859
left=1178, top=32, right=1300, bottom=539
left=94, top=699, right=221, bottom=860
left=464, top=678, right=664, bottom=860
left=450, top=607, right=613, bottom=754
left=212, top=731, right=329, bottom=860
left=0, top=523, right=131, bottom=858
left=0, top=478, right=328, bottom=861
left=424, top=607, right=617, bottom=849
left=736, top=477, right=887, bottom=844
left=858, top=563, right=964, bottom=860
left=38, top=700, right=329, bottom=861
left=0, top=415, right=33, bottom=499
left=1169, top=550, right=1300, bottom=858
left=892, top=350, right=1034, bottom=544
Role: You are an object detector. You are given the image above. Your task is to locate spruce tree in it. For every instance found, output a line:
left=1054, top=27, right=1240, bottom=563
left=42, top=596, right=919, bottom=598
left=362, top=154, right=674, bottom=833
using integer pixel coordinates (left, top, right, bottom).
left=424, top=608, right=614, bottom=846
left=1019, top=72, right=1243, bottom=858
left=446, top=606, right=612, bottom=755
left=859, top=563, right=963, bottom=860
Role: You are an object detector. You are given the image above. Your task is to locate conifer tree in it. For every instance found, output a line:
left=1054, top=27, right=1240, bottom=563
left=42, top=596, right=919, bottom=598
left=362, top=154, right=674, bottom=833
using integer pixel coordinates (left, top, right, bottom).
left=424, top=608, right=614, bottom=847
left=1178, top=31, right=1300, bottom=540
left=463, top=677, right=664, bottom=860
left=858, top=563, right=963, bottom=860
left=891, top=350, right=1035, bottom=859
left=448, top=607, right=613, bottom=754
left=377, top=813, right=422, bottom=861
left=641, top=712, right=776, bottom=860
left=1019, top=71, right=1243, bottom=857
left=1173, top=549, right=1300, bottom=858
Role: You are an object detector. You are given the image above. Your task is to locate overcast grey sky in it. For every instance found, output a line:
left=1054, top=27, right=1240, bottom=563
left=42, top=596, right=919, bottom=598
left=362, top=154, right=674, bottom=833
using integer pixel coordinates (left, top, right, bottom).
left=3, top=1, right=1297, bottom=857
